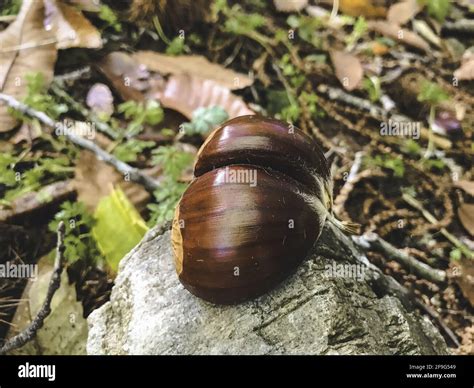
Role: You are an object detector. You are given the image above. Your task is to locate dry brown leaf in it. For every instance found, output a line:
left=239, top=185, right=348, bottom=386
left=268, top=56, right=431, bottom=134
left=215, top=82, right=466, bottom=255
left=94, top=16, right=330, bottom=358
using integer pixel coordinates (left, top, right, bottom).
left=387, top=0, right=421, bottom=25
left=147, top=73, right=254, bottom=120
left=458, top=203, right=474, bottom=237
left=454, top=180, right=474, bottom=197
left=454, top=51, right=474, bottom=81
left=0, top=0, right=58, bottom=132
left=45, top=0, right=103, bottom=49
left=451, top=258, right=474, bottom=307
left=340, top=0, right=387, bottom=18
left=98, top=52, right=155, bottom=102
left=273, top=0, right=308, bottom=12
left=329, top=50, right=363, bottom=91
left=74, top=150, right=150, bottom=213
left=368, top=20, right=430, bottom=52
left=132, top=51, right=253, bottom=90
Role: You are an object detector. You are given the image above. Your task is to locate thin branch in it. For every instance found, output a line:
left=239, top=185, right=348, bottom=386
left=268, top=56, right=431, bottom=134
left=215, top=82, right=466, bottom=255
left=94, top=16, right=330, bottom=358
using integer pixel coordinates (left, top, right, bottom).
left=402, top=193, right=474, bottom=259
left=0, top=93, right=161, bottom=192
left=353, top=232, right=446, bottom=284
left=0, top=222, right=66, bottom=355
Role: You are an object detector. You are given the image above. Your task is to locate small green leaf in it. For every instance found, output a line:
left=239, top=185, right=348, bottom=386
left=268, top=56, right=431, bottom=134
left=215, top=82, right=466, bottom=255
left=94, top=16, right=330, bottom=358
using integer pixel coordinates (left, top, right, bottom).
left=417, top=81, right=450, bottom=105
left=152, top=146, right=193, bottom=179
left=181, top=106, right=229, bottom=136
left=92, top=188, right=148, bottom=272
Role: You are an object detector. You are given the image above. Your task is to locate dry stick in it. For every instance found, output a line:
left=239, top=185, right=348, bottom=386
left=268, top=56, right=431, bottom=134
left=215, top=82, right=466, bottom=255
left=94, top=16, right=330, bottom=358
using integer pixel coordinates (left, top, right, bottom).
left=402, top=193, right=474, bottom=259
left=0, top=93, right=160, bottom=192
left=353, top=232, right=446, bottom=284
left=0, top=222, right=66, bottom=355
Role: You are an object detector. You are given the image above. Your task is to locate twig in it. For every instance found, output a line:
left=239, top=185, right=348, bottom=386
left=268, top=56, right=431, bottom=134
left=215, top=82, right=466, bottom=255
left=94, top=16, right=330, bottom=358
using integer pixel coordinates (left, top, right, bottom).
left=0, top=93, right=161, bottom=191
left=333, top=151, right=364, bottom=216
left=0, top=222, right=66, bottom=355
left=353, top=232, right=446, bottom=284
left=402, top=193, right=474, bottom=259
left=443, top=19, right=474, bottom=34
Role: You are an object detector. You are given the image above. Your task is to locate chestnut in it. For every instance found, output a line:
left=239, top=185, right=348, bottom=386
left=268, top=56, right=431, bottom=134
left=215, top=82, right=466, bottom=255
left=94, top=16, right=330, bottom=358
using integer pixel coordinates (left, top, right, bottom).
left=172, top=116, right=357, bottom=304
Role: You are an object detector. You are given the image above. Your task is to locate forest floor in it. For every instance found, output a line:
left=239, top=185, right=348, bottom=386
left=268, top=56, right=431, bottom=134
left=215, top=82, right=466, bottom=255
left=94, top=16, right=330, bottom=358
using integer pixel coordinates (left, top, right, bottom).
left=0, top=0, right=473, bottom=354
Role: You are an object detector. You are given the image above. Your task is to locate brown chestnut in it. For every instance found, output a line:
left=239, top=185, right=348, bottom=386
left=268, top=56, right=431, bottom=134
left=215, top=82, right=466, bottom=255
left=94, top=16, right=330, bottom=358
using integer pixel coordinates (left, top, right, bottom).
left=172, top=116, right=357, bottom=304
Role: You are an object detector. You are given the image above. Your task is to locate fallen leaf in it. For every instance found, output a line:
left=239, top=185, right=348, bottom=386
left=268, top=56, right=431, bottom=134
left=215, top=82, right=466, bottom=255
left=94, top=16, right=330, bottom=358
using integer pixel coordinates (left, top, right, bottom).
left=98, top=51, right=156, bottom=102
left=329, top=50, right=363, bottom=91
left=387, top=0, right=421, bottom=25
left=274, top=0, right=308, bottom=12
left=454, top=180, right=474, bottom=197
left=0, top=0, right=58, bottom=132
left=458, top=203, right=474, bottom=237
left=86, top=83, right=114, bottom=119
left=340, top=0, right=387, bottom=18
left=368, top=20, right=430, bottom=52
left=454, top=51, right=474, bottom=81
left=132, top=51, right=253, bottom=90
left=7, top=260, right=87, bottom=355
left=74, top=150, right=150, bottom=214
left=92, top=187, right=148, bottom=272
left=148, top=73, right=254, bottom=120
left=451, top=258, right=474, bottom=307
left=44, top=0, right=102, bottom=49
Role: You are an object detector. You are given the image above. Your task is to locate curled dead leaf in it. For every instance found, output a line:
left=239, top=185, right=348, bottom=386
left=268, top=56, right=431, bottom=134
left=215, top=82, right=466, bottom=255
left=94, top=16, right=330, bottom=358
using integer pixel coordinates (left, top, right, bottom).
left=132, top=51, right=253, bottom=90
left=0, top=0, right=58, bottom=132
left=368, top=20, right=430, bottom=52
left=147, top=73, right=254, bottom=120
left=330, top=50, right=364, bottom=91
left=98, top=52, right=155, bottom=102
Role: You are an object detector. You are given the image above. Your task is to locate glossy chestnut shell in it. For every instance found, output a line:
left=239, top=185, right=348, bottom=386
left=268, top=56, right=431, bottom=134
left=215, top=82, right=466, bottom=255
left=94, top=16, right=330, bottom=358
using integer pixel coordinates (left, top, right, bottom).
left=172, top=116, right=331, bottom=304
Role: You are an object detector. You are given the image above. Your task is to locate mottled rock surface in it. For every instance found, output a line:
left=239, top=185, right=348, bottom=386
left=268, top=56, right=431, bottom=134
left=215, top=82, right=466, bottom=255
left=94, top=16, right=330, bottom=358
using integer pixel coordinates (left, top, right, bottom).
left=87, top=224, right=447, bottom=355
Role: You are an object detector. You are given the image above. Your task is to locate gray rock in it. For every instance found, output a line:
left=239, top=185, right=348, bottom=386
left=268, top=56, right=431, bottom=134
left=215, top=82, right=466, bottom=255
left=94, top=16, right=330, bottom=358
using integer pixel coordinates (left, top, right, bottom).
left=87, top=224, right=448, bottom=355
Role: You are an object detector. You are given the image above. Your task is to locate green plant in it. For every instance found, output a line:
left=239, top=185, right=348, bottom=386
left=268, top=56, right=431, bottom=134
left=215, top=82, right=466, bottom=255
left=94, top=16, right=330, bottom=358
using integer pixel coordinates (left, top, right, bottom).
left=118, top=100, right=164, bottom=136
left=49, top=201, right=100, bottom=264
left=2, top=156, right=73, bottom=203
left=148, top=177, right=188, bottom=225
left=152, top=145, right=194, bottom=179
left=0, top=0, right=21, bottom=16
left=363, top=76, right=381, bottom=103
left=98, top=4, right=122, bottom=32
left=419, top=0, right=451, bottom=22
left=417, top=81, right=450, bottom=157
left=148, top=145, right=194, bottom=224
left=11, top=73, right=68, bottom=122
left=180, top=107, right=229, bottom=136
left=166, top=37, right=186, bottom=55
left=286, top=15, right=323, bottom=48
left=113, top=139, right=155, bottom=163
left=345, top=17, right=368, bottom=49
left=367, top=155, right=405, bottom=177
